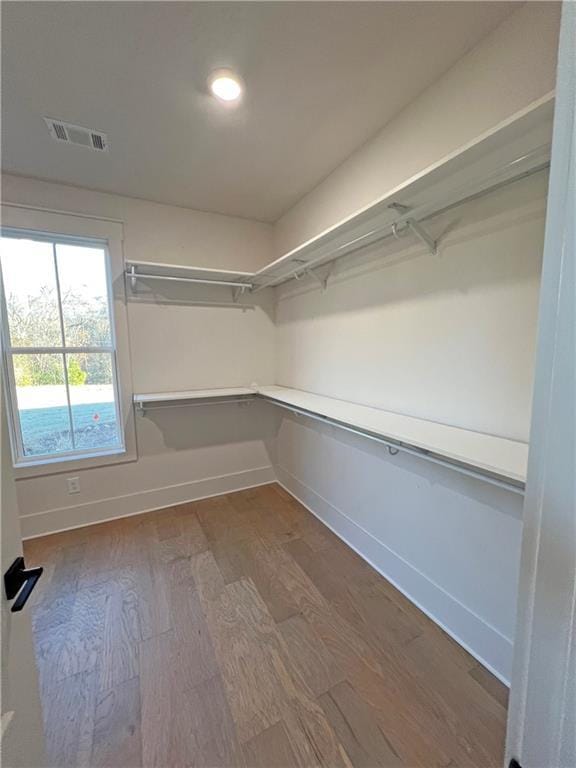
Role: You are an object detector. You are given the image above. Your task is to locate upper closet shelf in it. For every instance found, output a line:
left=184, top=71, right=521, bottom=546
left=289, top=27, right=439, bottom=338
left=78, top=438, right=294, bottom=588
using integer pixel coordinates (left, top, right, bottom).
left=134, top=387, right=256, bottom=413
left=258, top=386, right=528, bottom=492
left=125, top=260, right=254, bottom=301
left=123, top=99, right=552, bottom=300
left=249, top=97, right=553, bottom=292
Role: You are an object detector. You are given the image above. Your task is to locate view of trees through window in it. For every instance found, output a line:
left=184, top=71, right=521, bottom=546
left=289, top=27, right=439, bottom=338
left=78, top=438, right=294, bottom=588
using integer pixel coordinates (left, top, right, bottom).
left=1, top=234, right=123, bottom=459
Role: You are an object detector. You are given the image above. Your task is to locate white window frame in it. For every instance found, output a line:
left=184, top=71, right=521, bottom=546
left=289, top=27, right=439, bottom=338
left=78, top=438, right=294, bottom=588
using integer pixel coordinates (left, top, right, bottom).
left=0, top=206, right=136, bottom=477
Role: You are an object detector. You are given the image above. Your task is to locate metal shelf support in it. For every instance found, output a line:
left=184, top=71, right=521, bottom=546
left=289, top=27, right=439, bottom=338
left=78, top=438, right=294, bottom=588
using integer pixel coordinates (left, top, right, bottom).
left=129, top=264, right=137, bottom=291
left=232, top=285, right=248, bottom=303
left=305, top=264, right=333, bottom=291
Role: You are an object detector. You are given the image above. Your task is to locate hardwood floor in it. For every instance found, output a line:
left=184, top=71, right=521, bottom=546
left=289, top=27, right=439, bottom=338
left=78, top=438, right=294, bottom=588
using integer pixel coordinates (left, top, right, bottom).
left=24, top=483, right=508, bottom=768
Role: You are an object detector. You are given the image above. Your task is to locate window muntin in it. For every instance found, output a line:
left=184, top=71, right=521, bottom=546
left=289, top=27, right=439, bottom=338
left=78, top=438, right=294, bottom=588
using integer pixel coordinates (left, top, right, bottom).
left=0, top=230, right=124, bottom=463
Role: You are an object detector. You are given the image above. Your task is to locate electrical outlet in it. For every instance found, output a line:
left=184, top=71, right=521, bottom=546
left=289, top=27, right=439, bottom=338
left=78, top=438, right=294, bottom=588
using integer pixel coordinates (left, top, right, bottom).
left=67, top=477, right=80, bottom=494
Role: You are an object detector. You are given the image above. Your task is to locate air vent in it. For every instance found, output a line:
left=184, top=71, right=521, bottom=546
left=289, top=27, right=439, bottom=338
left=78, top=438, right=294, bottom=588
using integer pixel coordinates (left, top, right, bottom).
left=43, top=117, right=109, bottom=152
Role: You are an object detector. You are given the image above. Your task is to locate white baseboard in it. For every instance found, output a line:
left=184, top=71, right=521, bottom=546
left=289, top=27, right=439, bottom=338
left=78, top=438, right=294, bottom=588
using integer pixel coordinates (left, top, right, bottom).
left=21, top=466, right=275, bottom=540
left=275, top=464, right=513, bottom=685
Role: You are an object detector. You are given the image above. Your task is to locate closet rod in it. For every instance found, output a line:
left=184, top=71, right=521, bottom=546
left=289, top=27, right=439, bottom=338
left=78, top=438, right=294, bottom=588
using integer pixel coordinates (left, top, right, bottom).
left=251, top=147, right=550, bottom=293
left=136, top=397, right=254, bottom=415
left=128, top=296, right=256, bottom=309
left=126, top=269, right=254, bottom=290
left=264, top=398, right=525, bottom=495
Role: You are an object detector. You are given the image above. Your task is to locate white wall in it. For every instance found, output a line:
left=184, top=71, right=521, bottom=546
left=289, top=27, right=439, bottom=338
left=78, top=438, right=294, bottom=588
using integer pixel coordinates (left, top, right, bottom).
left=2, top=174, right=272, bottom=272
left=273, top=171, right=547, bottom=682
left=128, top=288, right=275, bottom=395
left=274, top=1, right=559, bottom=256
left=1, top=175, right=277, bottom=537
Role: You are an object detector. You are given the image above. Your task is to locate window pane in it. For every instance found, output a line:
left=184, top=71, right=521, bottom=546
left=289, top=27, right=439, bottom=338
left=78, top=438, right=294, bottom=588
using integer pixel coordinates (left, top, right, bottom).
left=14, top=353, right=73, bottom=456
left=0, top=237, right=62, bottom=347
left=56, top=244, right=112, bottom=347
left=66, top=353, right=121, bottom=451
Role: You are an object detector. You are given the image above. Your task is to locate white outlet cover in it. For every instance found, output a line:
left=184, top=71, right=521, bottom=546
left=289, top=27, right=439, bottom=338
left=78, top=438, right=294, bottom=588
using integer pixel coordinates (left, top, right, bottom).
left=67, top=477, right=80, bottom=494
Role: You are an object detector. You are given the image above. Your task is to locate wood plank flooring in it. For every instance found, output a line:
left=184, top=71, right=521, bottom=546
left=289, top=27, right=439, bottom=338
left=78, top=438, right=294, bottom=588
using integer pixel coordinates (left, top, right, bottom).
left=24, top=483, right=508, bottom=768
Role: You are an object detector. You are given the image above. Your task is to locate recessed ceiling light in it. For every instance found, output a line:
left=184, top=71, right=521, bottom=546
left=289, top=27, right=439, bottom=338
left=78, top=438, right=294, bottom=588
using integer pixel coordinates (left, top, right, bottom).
left=208, top=69, right=243, bottom=103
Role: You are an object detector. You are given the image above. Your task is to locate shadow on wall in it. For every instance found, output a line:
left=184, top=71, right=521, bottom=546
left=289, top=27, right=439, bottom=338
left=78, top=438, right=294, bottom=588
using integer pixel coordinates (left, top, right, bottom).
left=275, top=168, right=548, bottom=319
left=136, top=398, right=280, bottom=459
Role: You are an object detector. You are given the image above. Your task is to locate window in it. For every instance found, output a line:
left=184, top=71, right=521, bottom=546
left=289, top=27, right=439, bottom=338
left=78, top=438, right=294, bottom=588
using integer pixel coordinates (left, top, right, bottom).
left=0, top=229, right=125, bottom=464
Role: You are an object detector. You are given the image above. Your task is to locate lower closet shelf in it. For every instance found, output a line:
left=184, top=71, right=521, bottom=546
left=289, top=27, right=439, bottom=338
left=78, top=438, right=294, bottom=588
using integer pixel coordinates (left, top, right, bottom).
left=257, top=386, right=528, bottom=492
left=132, top=385, right=528, bottom=491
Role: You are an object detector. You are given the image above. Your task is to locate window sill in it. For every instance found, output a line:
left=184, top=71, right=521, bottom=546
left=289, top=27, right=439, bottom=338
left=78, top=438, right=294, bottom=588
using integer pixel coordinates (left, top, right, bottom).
left=13, top=445, right=137, bottom=480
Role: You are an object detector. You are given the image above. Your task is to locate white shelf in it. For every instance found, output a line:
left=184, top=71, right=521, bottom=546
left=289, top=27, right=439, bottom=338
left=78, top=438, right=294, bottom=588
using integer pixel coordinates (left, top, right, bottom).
left=134, top=387, right=257, bottom=405
left=258, top=386, right=528, bottom=490
left=250, top=97, right=553, bottom=291
left=123, top=99, right=552, bottom=299
left=133, top=384, right=528, bottom=489
left=125, top=262, right=254, bottom=304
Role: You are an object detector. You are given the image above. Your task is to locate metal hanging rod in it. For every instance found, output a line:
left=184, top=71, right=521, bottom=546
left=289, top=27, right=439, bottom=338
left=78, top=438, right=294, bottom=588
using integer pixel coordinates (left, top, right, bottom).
left=250, top=146, right=550, bottom=294
left=128, top=296, right=256, bottom=310
left=136, top=397, right=254, bottom=415
left=264, top=398, right=524, bottom=495
left=126, top=265, right=253, bottom=291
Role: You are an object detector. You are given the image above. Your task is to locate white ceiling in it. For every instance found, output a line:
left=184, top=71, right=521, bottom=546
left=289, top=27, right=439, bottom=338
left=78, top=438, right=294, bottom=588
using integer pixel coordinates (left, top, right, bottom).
left=2, top=2, right=518, bottom=222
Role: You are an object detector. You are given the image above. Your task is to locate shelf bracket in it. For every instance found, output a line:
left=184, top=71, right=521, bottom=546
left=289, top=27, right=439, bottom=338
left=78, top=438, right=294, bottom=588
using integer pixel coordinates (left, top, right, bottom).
left=232, top=285, right=248, bottom=303
left=135, top=401, right=145, bottom=416
left=392, top=218, right=437, bottom=256
left=128, top=264, right=137, bottom=292
left=306, top=264, right=333, bottom=291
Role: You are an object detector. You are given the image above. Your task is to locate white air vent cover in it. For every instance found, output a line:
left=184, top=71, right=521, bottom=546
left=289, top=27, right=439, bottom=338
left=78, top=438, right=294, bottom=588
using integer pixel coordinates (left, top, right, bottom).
left=43, top=117, right=109, bottom=152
